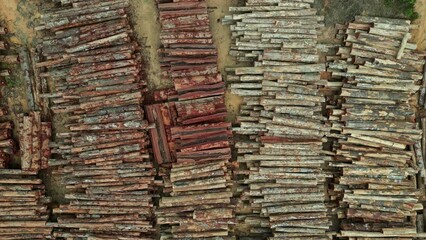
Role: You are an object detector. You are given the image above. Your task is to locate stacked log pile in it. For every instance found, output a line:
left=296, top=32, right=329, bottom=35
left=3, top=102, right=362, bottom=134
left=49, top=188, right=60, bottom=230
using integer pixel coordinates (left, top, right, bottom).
left=18, top=112, right=51, bottom=171
left=0, top=169, right=53, bottom=239
left=0, top=26, right=53, bottom=239
left=151, top=0, right=235, bottom=239
left=222, top=0, right=323, bottom=62
left=0, top=25, right=11, bottom=87
left=0, top=121, right=14, bottom=168
left=223, top=1, right=334, bottom=239
left=145, top=88, right=178, bottom=166
left=0, top=26, right=17, bottom=168
left=36, top=0, right=155, bottom=238
left=0, top=25, right=19, bottom=68
left=325, top=16, right=426, bottom=238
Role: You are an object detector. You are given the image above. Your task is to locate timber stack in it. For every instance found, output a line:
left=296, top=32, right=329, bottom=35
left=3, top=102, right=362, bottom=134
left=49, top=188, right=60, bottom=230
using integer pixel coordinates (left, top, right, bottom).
left=151, top=0, right=235, bottom=239
left=0, top=24, right=18, bottom=105
left=0, top=26, right=17, bottom=168
left=326, top=16, right=426, bottom=239
left=36, top=0, right=155, bottom=238
left=0, top=26, right=52, bottom=238
left=0, top=25, right=19, bottom=70
left=0, top=121, right=13, bottom=168
left=18, top=112, right=51, bottom=172
left=223, top=0, right=334, bottom=239
left=0, top=24, right=14, bottom=88
left=0, top=169, right=53, bottom=239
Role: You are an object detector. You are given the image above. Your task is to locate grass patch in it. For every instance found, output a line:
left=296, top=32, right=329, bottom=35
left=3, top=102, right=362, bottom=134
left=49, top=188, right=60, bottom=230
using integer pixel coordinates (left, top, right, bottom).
left=385, top=0, right=419, bottom=20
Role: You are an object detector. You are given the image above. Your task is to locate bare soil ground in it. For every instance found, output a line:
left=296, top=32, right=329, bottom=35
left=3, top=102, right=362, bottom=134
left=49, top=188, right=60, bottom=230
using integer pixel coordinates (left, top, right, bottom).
left=414, top=0, right=426, bottom=50
left=0, top=0, right=425, bottom=209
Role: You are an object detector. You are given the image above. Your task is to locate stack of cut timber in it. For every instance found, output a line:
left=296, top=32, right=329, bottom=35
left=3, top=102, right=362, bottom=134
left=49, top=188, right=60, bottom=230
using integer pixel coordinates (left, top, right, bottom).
left=0, top=25, right=12, bottom=87
left=222, top=0, right=323, bottom=62
left=146, top=100, right=177, bottom=166
left=0, top=25, right=15, bottom=107
left=18, top=112, right=51, bottom=171
left=157, top=159, right=235, bottom=239
left=156, top=0, right=226, bottom=121
left=152, top=0, right=235, bottom=239
left=0, top=27, right=17, bottom=168
left=0, top=169, right=53, bottom=239
left=327, top=16, right=425, bottom=239
left=224, top=1, right=333, bottom=239
left=0, top=121, right=14, bottom=168
left=36, top=0, right=155, bottom=238
left=0, top=25, right=19, bottom=67
left=323, top=24, right=350, bottom=206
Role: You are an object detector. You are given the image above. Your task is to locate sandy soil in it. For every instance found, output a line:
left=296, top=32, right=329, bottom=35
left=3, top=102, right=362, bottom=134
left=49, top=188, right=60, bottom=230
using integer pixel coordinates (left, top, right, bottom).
left=414, top=0, right=426, bottom=50
left=206, top=0, right=238, bottom=72
left=0, top=0, right=41, bottom=117
left=129, top=0, right=167, bottom=91
left=206, top=0, right=243, bottom=122
left=0, top=0, right=39, bottom=46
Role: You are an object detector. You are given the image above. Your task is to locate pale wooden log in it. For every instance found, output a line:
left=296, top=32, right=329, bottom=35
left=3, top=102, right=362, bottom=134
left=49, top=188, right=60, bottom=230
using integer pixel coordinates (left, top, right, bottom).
left=235, top=63, right=324, bottom=75
left=397, top=33, right=411, bottom=60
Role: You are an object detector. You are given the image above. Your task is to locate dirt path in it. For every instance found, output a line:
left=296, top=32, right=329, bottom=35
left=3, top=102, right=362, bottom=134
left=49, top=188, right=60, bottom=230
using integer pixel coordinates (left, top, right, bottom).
left=206, top=0, right=243, bottom=122
left=129, top=0, right=166, bottom=91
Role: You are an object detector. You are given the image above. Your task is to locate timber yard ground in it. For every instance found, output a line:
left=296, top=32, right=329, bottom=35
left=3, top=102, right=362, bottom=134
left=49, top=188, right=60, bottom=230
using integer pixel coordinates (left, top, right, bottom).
left=0, top=0, right=426, bottom=224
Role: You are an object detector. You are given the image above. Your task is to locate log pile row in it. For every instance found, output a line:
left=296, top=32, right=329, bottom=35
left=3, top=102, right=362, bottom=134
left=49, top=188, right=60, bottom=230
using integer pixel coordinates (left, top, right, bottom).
left=146, top=101, right=177, bottom=165
left=0, top=121, right=14, bottom=168
left=0, top=25, right=10, bottom=88
left=0, top=25, right=19, bottom=68
left=222, top=0, right=323, bottom=62
left=223, top=1, right=334, bottom=239
left=326, top=16, right=426, bottom=238
left=0, top=26, right=16, bottom=168
left=0, top=169, right=53, bottom=240
left=157, top=159, right=235, bottom=239
left=18, top=112, right=51, bottom=171
left=151, top=0, right=235, bottom=239
left=156, top=0, right=226, bottom=122
left=0, top=25, right=19, bottom=104
left=36, top=0, right=155, bottom=238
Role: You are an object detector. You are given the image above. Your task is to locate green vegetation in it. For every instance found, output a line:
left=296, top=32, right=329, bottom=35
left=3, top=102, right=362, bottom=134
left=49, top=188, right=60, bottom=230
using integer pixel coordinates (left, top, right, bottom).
left=385, top=0, right=419, bottom=20
left=6, top=77, right=19, bottom=88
